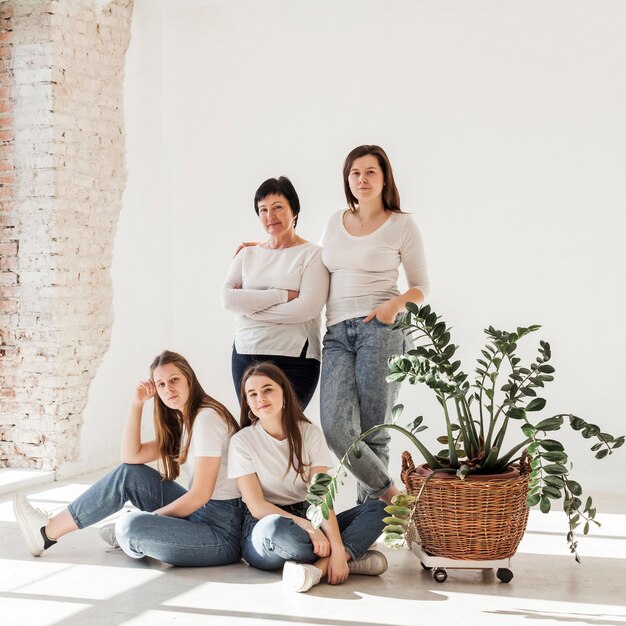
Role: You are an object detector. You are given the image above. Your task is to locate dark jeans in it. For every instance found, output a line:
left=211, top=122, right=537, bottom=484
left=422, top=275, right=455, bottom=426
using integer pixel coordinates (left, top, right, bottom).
left=231, top=346, right=320, bottom=410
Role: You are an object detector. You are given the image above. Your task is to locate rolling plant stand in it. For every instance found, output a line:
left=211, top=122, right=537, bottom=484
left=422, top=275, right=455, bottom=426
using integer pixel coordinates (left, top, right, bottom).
left=408, top=537, right=514, bottom=583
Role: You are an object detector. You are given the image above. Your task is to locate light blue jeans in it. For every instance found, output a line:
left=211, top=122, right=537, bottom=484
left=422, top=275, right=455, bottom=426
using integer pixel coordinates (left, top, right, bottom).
left=67, top=463, right=243, bottom=567
left=321, top=317, right=405, bottom=503
left=241, top=500, right=386, bottom=570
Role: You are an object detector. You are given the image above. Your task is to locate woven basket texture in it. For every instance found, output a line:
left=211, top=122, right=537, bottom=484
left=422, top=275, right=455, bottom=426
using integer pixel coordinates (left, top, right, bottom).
left=401, top=451, right=531, bottom=560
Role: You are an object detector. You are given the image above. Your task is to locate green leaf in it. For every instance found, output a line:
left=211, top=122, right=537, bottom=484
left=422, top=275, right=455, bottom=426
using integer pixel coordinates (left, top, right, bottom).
left=384, top=524, right=407, bottom=535
left=527, top=442, right=540, bottom=455
left=583, top=521, right=590, bottom=535
left=526, top=492, right=541, bottom=507
left=595, top=449, right=609, bottom=459
left=311, top=473, right=333, bottom=486
left=540, top=496, right=552, bottom=513
left=526, top=398, right=547, bottom=412
left=538, top=364, right=555, bottom=373
left=391, top=403, right=404, bottom=423
left=544, top=475, right=565, bottom=488
left=522, top=424, right=536, bottom=437
left=544, top=464, right=568, bottom=475
left=307, top=505, right=324, bottom=529
left=320, top=501, right=329, bottom=520
left=507, top=408, right=526, bottom=419
left=541, top=451, right=568, bottom=463
left=306, top=494, right=323, bottom=505
left=383, top=516, right=409, bottom=527
left=534, top=417, right=564, bottom=432
left=566, top=480, right=582, bottom=496
left=542, top=485, right=562, bottom=499
left=539, top=439, right=565, bottom=451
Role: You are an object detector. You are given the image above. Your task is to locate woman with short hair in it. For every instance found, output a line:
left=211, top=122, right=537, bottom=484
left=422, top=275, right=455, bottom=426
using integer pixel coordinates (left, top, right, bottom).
left=222, top=176, right=329, bottom=409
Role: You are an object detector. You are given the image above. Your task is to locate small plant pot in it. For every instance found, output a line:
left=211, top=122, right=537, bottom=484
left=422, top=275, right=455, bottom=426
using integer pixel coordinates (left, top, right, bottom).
left=401, top=452, right=530, bottom=561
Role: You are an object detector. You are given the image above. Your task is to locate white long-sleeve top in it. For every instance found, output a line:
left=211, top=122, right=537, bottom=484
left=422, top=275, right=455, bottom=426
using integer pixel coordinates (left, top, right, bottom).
left=221, top=243, right=329, bottom=360
left=321, top=210, right=429, bottom=327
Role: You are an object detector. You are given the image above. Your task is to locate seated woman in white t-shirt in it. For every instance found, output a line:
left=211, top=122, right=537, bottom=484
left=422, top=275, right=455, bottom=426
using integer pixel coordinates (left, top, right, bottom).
left=13, top=350, right=243, bottom=567
left=228, top=361, right=387, bottom=593
left=221, top=176, right=329, bottom=410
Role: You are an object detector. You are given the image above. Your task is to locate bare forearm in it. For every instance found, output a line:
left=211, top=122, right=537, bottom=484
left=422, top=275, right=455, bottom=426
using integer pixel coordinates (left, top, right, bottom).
left=120, top=401, right=144, bottom=462
left=154, top=491, right=209, bottom=518
left=388, top=287, right=425, bottom=314
left=321, top=512, right=345, bottom=552
left=246, top=499, right=302, bottom=524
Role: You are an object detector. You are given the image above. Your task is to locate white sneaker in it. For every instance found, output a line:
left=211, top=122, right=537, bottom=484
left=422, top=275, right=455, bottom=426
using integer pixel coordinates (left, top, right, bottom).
left=282, top=561, right=323, bottom=593
left=348, top=550, right=388, bottom=576
left=99, top=523, right=120, bottom=549
left=13, top=493, right=53, bottom=557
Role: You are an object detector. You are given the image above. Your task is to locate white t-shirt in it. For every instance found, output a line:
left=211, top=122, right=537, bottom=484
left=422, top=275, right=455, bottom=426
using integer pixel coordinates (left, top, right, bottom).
left=221, top=243, right=329, bottom=360
left=228, top=421, right=331, bottom=506
left=321, top=210, right=429, bottom=327
left=179, top=408, right=240, bottom=501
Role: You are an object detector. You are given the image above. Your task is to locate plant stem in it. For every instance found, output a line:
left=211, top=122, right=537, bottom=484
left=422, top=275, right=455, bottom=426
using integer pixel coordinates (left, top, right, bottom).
left=440, top=395, right=459, bottom=466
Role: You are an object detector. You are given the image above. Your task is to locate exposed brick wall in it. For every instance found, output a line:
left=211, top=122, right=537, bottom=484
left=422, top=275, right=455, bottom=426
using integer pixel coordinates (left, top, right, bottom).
left=0, top=0, right=133, bottom=470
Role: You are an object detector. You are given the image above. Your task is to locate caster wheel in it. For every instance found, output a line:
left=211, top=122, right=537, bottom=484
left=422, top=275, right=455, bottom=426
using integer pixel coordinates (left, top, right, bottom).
left=496, top=568, right=513, bottom=583
left=433, top=568, right=447, bottom=583
left=421, top=562, right=432, bottom=571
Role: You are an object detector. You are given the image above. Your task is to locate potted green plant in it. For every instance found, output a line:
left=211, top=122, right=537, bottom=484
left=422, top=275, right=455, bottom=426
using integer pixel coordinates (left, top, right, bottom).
left=307, top=303, right=623, bottom=562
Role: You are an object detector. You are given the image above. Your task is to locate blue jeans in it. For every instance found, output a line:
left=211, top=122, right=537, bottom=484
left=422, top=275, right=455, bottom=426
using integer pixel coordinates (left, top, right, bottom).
left=67, top=463, right=243, bottom=567
left=321, top=317, right=406, bottom=503
left=241, top=500, right=386, bottom=570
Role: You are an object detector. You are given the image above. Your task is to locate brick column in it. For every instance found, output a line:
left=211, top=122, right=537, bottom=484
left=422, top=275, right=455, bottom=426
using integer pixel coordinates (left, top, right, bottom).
left=0, top=0, right=133, bottom=470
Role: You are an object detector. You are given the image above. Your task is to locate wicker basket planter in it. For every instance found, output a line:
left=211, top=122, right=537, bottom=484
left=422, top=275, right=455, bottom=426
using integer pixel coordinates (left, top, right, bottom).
left=401, top=451, right=531, bottom=561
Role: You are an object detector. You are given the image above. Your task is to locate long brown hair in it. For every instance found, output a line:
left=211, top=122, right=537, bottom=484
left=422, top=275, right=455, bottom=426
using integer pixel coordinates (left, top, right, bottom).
left=239, top=362, right=311, bottom=479
left=150, top=350, right=239, bottom=481
left=343, top=144, right=402, bottom=213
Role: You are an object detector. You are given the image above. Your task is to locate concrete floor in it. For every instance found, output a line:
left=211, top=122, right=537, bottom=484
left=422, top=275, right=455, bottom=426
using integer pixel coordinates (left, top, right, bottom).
left=1, top=470, right=625, bottom=626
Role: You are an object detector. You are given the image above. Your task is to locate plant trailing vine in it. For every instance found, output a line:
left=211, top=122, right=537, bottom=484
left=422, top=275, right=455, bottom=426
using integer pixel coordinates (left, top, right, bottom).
left=306, top=304, right=624, bottom=561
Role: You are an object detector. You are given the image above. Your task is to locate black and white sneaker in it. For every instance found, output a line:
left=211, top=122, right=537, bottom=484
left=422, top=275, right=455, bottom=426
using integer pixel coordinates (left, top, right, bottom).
left=13, top=493, right=55, bottom=557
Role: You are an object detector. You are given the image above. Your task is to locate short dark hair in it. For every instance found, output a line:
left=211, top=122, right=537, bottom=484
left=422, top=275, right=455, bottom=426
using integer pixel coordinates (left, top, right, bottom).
left=254, top=176, right=301, bottom=227
left=343, top=145, right=401, bottom=213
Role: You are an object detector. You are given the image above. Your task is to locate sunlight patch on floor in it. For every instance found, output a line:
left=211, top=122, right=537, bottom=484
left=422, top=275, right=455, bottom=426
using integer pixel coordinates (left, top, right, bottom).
left=516, top=509, right=626, bottom=559
left=0, top=598, right=91, bottom=625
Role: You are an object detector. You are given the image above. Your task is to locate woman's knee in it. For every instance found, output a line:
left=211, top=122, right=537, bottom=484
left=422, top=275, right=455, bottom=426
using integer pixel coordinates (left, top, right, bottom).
left=114, top=510, right=150, bottom=547
left=243, top=515, right=311, bottom=570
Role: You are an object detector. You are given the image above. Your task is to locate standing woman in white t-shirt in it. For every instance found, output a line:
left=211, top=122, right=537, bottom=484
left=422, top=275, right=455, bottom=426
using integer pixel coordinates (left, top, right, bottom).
left=228, top=361, right=387, bottom=593
left=222, top=177, right=329, bottom=410
left=13, top=350, right=244, bottom=567
left=320, top=145, right=430, bottom=505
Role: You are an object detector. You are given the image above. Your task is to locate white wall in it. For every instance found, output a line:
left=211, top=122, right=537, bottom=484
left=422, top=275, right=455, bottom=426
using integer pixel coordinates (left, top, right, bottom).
left=71, top=0, right=626, bottom=497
